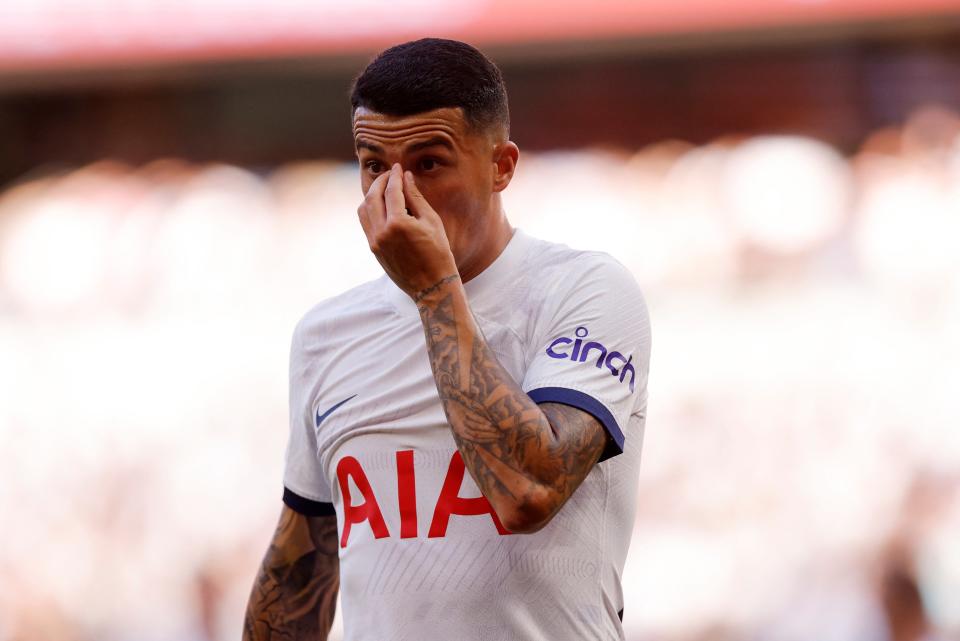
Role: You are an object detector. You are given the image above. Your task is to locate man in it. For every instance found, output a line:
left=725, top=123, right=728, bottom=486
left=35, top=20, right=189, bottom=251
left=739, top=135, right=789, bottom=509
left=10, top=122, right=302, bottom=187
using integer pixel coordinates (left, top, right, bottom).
left=244, top=38, right=651, bottom=641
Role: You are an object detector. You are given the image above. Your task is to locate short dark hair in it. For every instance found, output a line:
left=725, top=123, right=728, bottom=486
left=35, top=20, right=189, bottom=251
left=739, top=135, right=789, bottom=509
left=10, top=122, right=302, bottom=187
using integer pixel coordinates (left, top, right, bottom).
left=350, top=38, right=509, bottom=136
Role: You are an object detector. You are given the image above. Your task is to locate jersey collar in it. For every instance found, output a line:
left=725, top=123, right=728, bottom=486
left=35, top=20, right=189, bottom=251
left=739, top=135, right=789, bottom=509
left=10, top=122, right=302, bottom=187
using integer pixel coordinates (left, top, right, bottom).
left=383, top=228, right=532, bottom=318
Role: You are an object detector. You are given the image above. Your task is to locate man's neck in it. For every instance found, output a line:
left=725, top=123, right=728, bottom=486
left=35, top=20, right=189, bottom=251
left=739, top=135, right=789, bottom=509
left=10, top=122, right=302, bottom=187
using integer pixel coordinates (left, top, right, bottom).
left=457, top=209, right=514, bottom=285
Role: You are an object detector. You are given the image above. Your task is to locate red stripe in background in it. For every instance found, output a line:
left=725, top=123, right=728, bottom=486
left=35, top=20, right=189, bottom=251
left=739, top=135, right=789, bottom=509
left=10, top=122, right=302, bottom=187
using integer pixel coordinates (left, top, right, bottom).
left=0, top=0, right=958, bottom=71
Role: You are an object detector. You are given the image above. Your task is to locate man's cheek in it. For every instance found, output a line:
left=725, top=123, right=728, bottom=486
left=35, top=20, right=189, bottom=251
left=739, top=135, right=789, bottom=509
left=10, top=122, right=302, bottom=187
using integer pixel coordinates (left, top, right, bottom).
left=417, top=185, right=447, bottom=212
left=428, top=180, right=468, bottom=213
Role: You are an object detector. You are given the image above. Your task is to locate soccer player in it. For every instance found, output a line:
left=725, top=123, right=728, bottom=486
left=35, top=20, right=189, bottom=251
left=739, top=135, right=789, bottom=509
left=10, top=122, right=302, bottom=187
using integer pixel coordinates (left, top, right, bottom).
left=244, top=38, right=651, bottom=641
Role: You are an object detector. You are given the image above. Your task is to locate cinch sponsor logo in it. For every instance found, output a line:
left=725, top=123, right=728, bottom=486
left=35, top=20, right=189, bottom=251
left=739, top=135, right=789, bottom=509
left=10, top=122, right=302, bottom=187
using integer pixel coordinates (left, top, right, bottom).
left=546, top=326, right=636, bottom=393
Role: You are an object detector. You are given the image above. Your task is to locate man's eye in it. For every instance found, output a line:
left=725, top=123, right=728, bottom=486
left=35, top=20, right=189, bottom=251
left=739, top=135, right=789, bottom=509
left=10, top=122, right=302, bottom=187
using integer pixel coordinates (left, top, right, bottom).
left=365, top=161, right=384, bottom=173
left=418, top=158, right=438, bottom=172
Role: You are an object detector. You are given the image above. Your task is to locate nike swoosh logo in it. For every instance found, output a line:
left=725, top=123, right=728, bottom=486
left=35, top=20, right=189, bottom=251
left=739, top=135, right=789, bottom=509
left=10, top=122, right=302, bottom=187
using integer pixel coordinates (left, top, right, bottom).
left=316, top=394, right=357, bottom=428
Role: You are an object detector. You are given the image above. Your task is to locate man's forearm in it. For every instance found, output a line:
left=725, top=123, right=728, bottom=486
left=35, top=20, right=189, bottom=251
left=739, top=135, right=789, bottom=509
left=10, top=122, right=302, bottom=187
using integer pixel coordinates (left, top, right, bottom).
left=243, top=509, right=339, bottom=641
left=415, top=276, right=605, bottom=532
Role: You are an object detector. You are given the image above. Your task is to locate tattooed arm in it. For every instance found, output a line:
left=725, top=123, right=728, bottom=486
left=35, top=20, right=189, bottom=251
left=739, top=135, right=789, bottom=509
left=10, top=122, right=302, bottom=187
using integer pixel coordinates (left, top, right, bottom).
left=356, top=165, right=610, bottom=534
left=415, top=277, right=610, bottom=534
left=243, top=506, right=339, bottom=641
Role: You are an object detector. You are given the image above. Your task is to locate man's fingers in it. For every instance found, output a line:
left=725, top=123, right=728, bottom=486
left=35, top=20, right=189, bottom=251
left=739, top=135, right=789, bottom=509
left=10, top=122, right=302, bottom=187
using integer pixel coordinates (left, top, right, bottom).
left=384, top=164, right=408, bottom=218
left=364, top=171, right=389, bottom=202
left=363, top=172, right=390, bottom=232
left=402, top=170, right=432, bottom=219
left=357, top=199, right=373, bottom=243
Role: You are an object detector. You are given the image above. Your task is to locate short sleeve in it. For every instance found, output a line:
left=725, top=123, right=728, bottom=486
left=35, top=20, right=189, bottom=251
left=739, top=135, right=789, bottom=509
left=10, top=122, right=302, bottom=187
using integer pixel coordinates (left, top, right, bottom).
left=282, top=319, right=335, bottom=515
left=522, top=255, right=651, bottom=461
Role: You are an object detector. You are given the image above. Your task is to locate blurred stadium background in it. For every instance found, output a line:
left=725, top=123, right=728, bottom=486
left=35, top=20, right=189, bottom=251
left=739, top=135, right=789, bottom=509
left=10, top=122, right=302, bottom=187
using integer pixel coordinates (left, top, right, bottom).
left=2, top=1, right=960, bottom=640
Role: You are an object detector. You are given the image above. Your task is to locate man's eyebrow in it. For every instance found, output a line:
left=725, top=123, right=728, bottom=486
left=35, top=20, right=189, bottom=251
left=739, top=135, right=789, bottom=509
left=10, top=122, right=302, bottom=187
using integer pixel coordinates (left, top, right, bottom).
left=355, top=139, right=383, bottom=153
left=405, top=137, right=454, bottom=153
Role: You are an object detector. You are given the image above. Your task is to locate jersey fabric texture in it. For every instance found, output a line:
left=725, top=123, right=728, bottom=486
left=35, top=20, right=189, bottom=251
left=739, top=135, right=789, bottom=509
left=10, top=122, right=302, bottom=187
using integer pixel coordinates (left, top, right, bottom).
left=283, top=229, right=651, bottom=641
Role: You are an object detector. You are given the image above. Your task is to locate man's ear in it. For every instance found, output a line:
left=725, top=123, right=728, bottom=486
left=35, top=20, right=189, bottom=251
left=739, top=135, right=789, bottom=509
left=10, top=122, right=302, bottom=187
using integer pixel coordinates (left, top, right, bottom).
left=492, top=141, right=519, bottom=193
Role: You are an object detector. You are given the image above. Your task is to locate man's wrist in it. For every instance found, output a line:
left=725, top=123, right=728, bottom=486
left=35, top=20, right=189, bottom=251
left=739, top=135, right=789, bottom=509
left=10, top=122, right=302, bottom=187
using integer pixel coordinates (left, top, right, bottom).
left=413, top=273, right=461, bottom=306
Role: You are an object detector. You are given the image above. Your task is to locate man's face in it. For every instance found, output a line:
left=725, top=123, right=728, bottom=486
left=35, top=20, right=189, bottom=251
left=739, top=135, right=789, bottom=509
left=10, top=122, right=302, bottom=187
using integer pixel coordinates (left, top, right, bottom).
left=353, top=106, right=503, bottom=269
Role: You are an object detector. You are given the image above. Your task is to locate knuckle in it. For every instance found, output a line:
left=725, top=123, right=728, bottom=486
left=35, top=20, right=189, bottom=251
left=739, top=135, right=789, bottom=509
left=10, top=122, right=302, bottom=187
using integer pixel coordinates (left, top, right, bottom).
left=386, top=218, right=411, bottom=237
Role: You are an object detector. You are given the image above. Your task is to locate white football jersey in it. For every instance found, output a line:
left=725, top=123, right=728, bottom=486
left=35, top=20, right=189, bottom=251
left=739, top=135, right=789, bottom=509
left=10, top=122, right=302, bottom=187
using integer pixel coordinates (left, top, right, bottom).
left=283, top=229, right=651, bottom=641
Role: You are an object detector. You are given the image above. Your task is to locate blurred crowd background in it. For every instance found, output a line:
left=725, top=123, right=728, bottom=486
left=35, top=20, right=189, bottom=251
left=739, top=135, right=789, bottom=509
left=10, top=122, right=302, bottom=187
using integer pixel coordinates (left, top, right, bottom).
left=2, top=2, right=959, bottom=641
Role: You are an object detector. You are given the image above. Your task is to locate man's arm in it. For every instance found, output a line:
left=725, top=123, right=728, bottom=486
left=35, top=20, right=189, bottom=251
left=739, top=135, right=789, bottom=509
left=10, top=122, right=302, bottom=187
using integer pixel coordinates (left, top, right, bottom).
left=358, top=164, right=612, bottom=533
left=415, top=278, right=609, bottom=533
left=243, top=506, right=339, bottom=641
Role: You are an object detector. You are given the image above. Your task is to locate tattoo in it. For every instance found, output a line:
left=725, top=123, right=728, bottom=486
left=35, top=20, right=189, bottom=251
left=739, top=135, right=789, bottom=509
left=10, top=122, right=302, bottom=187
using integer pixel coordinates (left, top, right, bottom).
left=412, top=274, right=461, bottom=304
left=417, top=287, right=608, bottom=530
left=243, top=507, right=339, bottom=641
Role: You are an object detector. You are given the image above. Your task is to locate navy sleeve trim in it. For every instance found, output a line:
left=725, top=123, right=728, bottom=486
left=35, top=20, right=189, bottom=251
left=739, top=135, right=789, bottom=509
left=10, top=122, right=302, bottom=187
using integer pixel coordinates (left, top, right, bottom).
left=527, top=387, right=625, bottom=461
left=283, top=487, right=336, bottom=517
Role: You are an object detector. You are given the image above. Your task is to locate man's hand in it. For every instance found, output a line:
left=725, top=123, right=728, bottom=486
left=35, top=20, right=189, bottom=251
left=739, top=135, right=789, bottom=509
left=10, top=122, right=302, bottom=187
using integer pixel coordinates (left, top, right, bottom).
left=357, top=163, right=459, bottom=299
